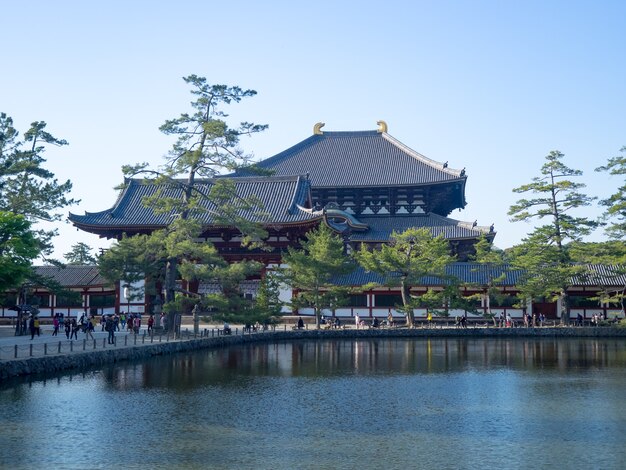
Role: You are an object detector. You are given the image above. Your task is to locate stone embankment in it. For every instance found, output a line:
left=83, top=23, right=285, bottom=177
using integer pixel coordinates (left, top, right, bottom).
left=2, top=327, right=625, bottom=380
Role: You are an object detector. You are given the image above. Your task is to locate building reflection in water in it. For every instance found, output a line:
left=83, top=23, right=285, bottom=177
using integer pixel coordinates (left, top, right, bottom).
left=98, top=337, right=626, bottom=391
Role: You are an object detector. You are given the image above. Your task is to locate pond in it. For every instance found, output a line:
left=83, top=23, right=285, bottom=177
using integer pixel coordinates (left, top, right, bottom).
left=1, top=337, right=625, bottom=469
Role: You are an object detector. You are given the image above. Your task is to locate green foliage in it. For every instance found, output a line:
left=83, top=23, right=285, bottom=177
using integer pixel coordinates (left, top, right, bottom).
left=509, top=150, right=598, bottom=247
left=0, top=112, right=78, bottom=258
left=468, top=234, right=508, bottom=320
left=98, top=231, right=166, bottom=295
left=205, top=259, right=262, bottom=323
left=354, top=227, right=455, bottom=326
left=111, top=76, right=269, bottom=331
left=595, top=146, right=626, bottom=240
left=280, top=224, right=355, bottom=328
left=568, top=240, right=626, bottom=312
left=508, top=151, right=599, bottom=324
left=568, top=240, right=626, bottom=265
left=0, top=211, right=41, bottom=290
left=0, top=113, right=77, bottom=221
left=322, top=285, right=356, bottom=316
left=255, top=272, right=283, bottom=318
left=64, top=242, right=97, bottom=265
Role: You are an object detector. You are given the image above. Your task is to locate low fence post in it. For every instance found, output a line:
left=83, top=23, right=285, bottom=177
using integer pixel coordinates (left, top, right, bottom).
left=58, top=341, right=62, bottom=354
left=14, top=344, right=18, bottom=359
left=44, top=343, right=47, bottom=356
left=30, top=344, right=33, bottom=357
left=83, top=339, right=86, bottom=351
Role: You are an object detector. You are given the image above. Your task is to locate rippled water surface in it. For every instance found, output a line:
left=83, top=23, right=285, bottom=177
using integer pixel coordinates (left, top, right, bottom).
left=2, top=337, right=626, bottom=469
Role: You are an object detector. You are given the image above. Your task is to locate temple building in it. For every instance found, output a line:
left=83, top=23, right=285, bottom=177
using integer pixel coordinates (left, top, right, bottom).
left=53, top=123, right=621, bottom=322
left=69, top=122, right=493, bottom=262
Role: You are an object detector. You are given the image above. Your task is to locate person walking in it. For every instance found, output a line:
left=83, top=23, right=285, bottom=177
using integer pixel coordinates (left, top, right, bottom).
left=29, top=316, right=37, bottom=340
left=147, top=315, right=154, bottom=335
left=105, top=315, right=115, bottom=344
left=52, top=314, right=60, bottom=336
left=64, top=317, right=71, bottom=339
left=85, top=315, right=95, bottom=340
left=70, top=318, right=79, bottom=340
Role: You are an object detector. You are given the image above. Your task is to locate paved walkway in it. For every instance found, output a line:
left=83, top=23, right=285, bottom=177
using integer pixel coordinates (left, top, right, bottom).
left=0, top=322, right=249, bottom=362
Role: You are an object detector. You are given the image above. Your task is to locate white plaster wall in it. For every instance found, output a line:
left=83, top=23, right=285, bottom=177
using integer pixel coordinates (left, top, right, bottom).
left=351, top=308, right=370, bottom=316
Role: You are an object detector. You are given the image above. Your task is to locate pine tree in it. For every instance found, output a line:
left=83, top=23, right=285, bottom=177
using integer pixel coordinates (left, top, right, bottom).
left=280, top=224, right=354, bottom=329
left=595, top=146, right=626, bottom=240
left=355, top=227, right=455, bottom=328
left=64, top=242, right=97, bottom=265
left=105, top=76, right=267, bottom=332
left=508, top=150, right=598, bottom=325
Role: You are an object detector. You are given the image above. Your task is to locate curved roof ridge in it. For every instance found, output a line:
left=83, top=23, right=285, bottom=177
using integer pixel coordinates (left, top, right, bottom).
left=227, top=174, right=302, bottom=183
left=69, top=178, right=136, bottom=220
left=69, top=176, right=321, bottom=232
left=319, top=130, right=379, bottom=137
left=287, top=175, right=308, bottom=215
left=429, top=213, right=494, bottom=235
left=381, top=133, right=463, bottom=177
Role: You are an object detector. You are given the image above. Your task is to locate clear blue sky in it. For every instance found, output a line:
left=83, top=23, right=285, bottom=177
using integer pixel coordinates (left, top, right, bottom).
left=2, top=0, right=625, bottom=260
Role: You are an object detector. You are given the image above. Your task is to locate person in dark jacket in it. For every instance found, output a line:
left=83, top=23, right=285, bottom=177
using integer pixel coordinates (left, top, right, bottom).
left=29, top=316, right=37, bottom=340
left=105, top=315, right=115, bottom=344
left=70, top=318, right=79, bottom=340
left=64, top=318, right=71, bottom=339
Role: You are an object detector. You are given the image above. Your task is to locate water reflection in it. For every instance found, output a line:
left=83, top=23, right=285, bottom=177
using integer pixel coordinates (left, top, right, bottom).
left=2, top=338, right=626, bottom=470
left=95, top=337, right=626, bottom=391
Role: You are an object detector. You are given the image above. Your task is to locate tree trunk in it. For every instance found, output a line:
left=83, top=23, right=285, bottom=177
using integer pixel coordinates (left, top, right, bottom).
left=15, top=310, right=26, bottom=336
left=560, top=292, right=570, bottom=326
left=400, top=278, right=413, bottom=328
left=486, top=294, right=497, bottom=327
left=164, top=256, right=178, bottom=334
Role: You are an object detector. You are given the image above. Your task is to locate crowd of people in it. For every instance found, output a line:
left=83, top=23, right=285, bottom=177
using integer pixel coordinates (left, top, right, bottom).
left=26, top=311, right=166, bottom=342
left=493, top=312, right=547, bottom=328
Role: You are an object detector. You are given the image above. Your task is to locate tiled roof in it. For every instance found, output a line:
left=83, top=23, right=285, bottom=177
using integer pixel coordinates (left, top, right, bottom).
left=572, top=264, right=626, bottom=286
left=241, top=130, right=465, bottom=188
left=333, top=263, right=523, bottom=286
left=343, top=214, right=494, bottom=242
left=68, top=176, right=320, bottom=229
left=34, top=266, right=110, bottom=287
left=333, top=263, right=626, bottom=288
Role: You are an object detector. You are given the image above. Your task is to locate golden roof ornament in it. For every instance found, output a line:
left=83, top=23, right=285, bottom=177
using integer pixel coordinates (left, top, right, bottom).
left=377, top=120, right=388, bottom=133
left=313, top=122, right=325, bottom=135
